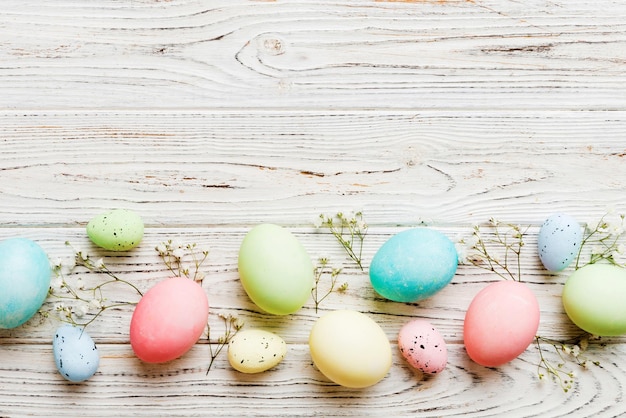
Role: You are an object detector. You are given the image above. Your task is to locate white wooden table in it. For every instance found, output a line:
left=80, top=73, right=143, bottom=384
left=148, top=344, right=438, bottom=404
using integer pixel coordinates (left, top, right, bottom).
left=1, top=1, right=626, bottom=416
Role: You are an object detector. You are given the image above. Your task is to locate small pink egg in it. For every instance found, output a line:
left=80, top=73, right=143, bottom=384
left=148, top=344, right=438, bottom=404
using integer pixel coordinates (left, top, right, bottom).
left=130, top=277, right=209, bottom=363
left=398, top=319, right=447, bottom=374
left=463, top=281, right=539, bottom=367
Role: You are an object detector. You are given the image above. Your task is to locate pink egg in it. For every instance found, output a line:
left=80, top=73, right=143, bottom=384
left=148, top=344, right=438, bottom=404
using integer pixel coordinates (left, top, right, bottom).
left=398, top=319, right=447, bottom=374
left=130, top=277, right=209, bottom=363
left=463, top=281, right=539, bottom=367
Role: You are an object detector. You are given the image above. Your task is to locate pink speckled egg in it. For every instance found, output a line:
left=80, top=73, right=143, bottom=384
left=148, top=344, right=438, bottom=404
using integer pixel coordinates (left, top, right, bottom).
left=463, top=281, right=539, bottom=367
left=398, top=319, right=447, bottom=374
left=130, top=277, right=209, bottom=363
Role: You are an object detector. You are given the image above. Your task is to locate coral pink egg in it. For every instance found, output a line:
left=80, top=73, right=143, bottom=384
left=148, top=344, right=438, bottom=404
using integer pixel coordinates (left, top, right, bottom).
left=130, top=277, right=209, bottom=363
left=463, top=281, right=539, bottom=367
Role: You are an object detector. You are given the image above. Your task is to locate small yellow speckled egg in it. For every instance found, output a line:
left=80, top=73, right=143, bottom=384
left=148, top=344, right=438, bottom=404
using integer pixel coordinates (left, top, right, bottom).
left=228, top=329, right=287, bottom=373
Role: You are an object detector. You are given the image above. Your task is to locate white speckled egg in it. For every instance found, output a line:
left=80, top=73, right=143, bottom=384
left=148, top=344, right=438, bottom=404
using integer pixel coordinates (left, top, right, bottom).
left=53, top=325, right=100, bottom=383
left=537, top=213, right=582, bottom=272
left=398, top=319, right=447, bottom=374
left=228, top=329, right=286, bottom=373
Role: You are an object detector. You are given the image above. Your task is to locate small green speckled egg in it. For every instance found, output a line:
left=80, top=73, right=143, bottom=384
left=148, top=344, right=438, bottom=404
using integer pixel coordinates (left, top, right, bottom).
left=87, top=209, right=144, bottom=251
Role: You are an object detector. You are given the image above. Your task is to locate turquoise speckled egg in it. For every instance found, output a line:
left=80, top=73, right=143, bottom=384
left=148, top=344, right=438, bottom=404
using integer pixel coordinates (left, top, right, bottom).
left=87, top=209, right=144, bottom=251
left=369, top=228, right=458, bottom=303
left=0, top=238, right=51, bottom=329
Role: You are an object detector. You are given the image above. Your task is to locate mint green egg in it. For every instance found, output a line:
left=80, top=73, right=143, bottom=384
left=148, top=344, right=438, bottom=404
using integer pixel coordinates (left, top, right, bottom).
left=562, top=264, right=626, bottom=336
left=238, top=224, right=314, bottom=315
left=87, top=209, right=144, bottom=251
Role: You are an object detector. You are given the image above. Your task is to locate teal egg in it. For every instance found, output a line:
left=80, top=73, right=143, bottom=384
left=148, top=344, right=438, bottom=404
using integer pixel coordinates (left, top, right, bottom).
left=87, top=209, right=144, bottom=251
left=369, top=228, right=458, bottom=303
left=0, top=238, right=52, bottom=329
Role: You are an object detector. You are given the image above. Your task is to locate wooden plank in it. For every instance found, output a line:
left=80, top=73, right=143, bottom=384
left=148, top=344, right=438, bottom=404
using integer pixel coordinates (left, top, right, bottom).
left=1, top=343, right=625, bottom=416
left=0, top=1, right=624, bottom=110
left=1, top=110, right=625, bottom=227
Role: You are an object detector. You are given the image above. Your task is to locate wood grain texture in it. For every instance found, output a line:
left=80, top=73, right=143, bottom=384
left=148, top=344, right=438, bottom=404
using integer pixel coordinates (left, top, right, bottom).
left=0, top=1, right=625, bottom=110
left=2, top=0, right=626, bottom=416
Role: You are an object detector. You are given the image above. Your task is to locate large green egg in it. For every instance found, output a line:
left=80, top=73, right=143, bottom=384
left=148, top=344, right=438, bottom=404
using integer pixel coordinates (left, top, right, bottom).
left=238, top=224, right=314, bottom=315
left=562, top=263, right=626, bottom=336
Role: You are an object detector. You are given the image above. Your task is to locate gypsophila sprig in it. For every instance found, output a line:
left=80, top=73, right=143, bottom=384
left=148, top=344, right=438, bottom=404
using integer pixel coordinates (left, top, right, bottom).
left=44, top=242, right=143, bottom=329
left=576, top=211, right=626, bottom=269
left=535, top=334, right=601, bottom=392
left=156, top=240, right=210, bottom=282
left=206, top=313, right=244, bottom=374
left=318, top=211, right=368, bottom=271
left=459, top=218, right=529, bottom=281
left=311, top=257, right=345, bottom=313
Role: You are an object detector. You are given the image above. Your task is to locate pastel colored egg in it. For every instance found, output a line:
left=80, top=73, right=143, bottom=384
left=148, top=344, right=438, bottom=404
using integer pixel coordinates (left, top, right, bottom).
left=87, top=209, right=144, bottom=251
left=130, top=277, right=209, bottom=363
left=53, top=325, right=100, bottom=383
left=464, top=281, right=540, bottom=367
left=398, top=319, right=447, bottom=374
left=537, top=213, right=582, bottom=272
left=228, top=329, right=287, bottom=374
left=309, top=310, right=392, bottom=388
left=238, top=224, right=314, bottom=315
left=369, top=228, right=458, bottom=302
left=0, top=238, right=51, bottom=329
left=562, top=263, right=626, bottom=336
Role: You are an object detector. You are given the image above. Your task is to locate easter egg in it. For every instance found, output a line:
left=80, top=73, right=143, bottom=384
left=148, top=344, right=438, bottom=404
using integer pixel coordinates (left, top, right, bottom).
left=130, top=277, right=208, bottom=363
left=0, top=238, right=51, bottom=329
left=238, top=224, right=314, bottom=315
left=398, top=319, right=447, bottom=374
left=309, top=310, right=392, bottom=388
left=538, top=213, right=582, bottom=272
left=53, top=325, right=100, bottom=383
left=562, top=263, right=626, bottom=336
left=464, top=281, right=540, bottom=367
left=369, top=228, right=458, bottom=303
left=87, top=209, right=144, bottom=251
left=228, top=329, right=287, bottom=374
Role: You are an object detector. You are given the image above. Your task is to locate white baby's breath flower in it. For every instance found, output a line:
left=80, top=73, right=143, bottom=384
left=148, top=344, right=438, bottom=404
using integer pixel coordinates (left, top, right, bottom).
left=51, top=257, right=63, bottom=269
left=590, top=245, right=604, bottom=255
left=54, top=302, right=65, bottom=311
left=155, top=243, right=167, bottom=255
left=455, top=244, right=468, bottom=265
left=172, top=248, right=185, bottom=260
left=571, top=345, right=581, bottom=358
left=90, top=299, right=102, bottom=309
left=312, top=215, right=324, bottom=228
left=94, top=258, right=105, bottom=269
left=50, top=276, right=64, bottom=290
left=585, top=219, right=599, bottom=232
left=73, top=303, right=89, bottom=318
left=75, top=278, right=85, bottom=290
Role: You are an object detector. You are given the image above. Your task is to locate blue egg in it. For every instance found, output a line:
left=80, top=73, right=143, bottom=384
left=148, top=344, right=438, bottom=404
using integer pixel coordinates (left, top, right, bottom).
left=53, top=325, right=100, bottom=383
left=538, top=213, right=582, bottom=272
left=369, top=228, right=458, bottom=302
left=0, top=238, right=51, bottom=329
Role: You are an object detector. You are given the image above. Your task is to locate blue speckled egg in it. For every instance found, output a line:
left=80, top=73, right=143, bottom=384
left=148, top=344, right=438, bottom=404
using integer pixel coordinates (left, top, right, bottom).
left=369, top=228, right=458, bottom=303
left=538, top=213, right=582, bottom=272
left=0, top=238, right=51, bottom=329
left=53, top=325, right=100, bottom=383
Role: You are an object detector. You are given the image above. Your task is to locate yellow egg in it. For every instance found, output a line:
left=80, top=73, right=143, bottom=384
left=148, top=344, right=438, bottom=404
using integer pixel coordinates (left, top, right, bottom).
left=228, top=329, right=287, bottom=374
left=309, top=310, right=392, bottom=388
